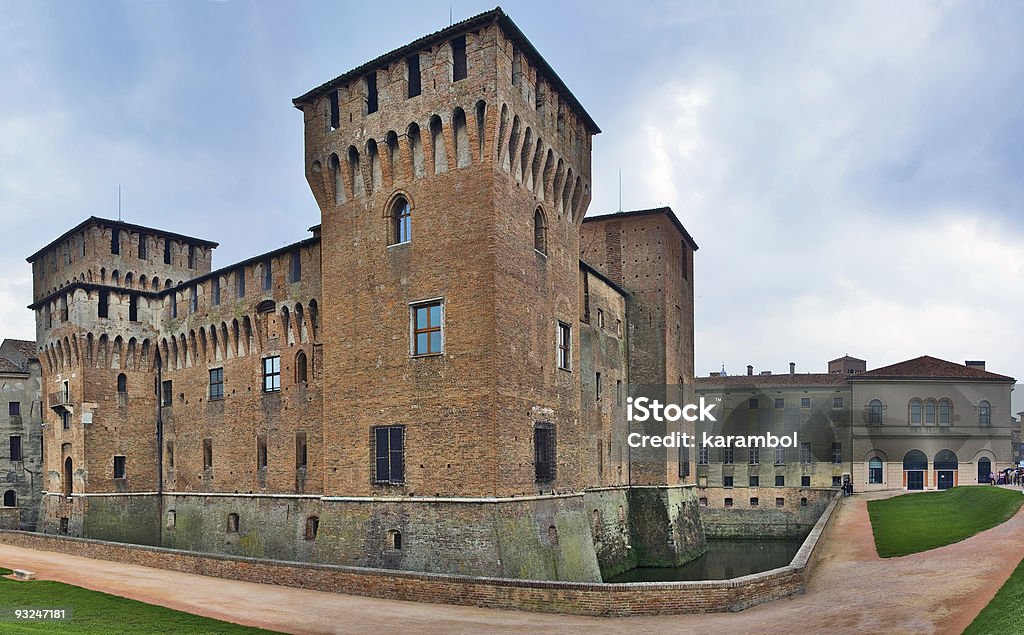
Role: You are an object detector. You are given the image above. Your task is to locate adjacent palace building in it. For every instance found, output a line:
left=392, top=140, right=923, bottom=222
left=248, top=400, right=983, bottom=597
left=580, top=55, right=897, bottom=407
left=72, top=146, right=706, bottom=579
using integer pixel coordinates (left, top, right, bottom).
left=18, top=8, right=1016, bottom=583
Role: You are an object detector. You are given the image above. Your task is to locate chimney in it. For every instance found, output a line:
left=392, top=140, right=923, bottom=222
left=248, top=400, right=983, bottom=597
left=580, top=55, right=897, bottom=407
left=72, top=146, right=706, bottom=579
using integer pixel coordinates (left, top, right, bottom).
left=789, top=362, right=796, bottom=375
left=747, top=365, right=753, bottom=376
left=966, top=360, right=986, bottom=371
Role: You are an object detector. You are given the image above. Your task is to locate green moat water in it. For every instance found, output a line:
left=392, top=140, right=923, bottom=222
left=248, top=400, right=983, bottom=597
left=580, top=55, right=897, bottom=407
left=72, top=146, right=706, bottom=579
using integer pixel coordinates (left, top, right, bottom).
left=606, top=536, right=807, bottom=583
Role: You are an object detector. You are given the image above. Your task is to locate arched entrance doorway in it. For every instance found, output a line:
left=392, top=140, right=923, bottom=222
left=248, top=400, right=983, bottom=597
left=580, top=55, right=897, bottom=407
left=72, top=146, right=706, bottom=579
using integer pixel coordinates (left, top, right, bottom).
left=63, top=457, right=73, bottom=497
left=978, top=457, right=992, bottom=483
left=903, top=450, right=927, bottom=490
left=934, top=449, right=958, bottom=490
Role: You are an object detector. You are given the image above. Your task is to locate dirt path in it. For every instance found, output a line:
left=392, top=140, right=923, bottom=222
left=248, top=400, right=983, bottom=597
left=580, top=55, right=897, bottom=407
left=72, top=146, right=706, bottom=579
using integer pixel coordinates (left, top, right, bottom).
left=0, top=488, right=1021, bottom=634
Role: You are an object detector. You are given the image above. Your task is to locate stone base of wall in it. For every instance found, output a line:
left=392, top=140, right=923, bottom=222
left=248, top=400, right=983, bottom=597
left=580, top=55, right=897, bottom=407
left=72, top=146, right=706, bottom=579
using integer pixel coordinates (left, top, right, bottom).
left=0, top=493, right=840, bottom=616
left=697, top=487, right=835, bottom=538
left=0, top=508, right=20, bottom=530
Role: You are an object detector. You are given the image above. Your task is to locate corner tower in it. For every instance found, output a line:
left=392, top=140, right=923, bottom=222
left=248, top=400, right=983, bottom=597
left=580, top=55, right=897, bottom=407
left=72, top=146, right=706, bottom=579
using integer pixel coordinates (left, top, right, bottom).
left=294, top=9, right=599, bottom=499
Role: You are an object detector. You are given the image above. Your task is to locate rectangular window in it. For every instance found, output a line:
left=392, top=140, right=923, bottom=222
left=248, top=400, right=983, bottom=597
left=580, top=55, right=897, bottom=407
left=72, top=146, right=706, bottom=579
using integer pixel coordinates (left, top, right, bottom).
left=290, top=252, right=301, bottom=283
left=262, top=356, right=281, bottom=392
left=406, top=54, right=421, bottom=97
left=697, top=446, right=708, bottom=465
left=412, top=301, right=443, bottom=355
left=60, top=295, right=68, bottom=322
left=750, top=497, right=759, bottom=506
left=328, top=90, right=339, bottom=130
left=138, top=233, right=147, bottom=259
left=61, top=411, right=70, bottom=430
left=801, top=397, right=811, bottom=408
left=775, top=474, right=785, bottom=486
left=534, top=423, right=556, bottom=483
left=616, top=380, right=623, bottom=406
left=595, top=372, right=602, bottom=400
left=681, top=241, right=688, bottom=281
left=364, top=72, right=378, bottom=114
left=162, top=380, right=173, bottom=407
left=749, top=475, right=759, bottom=487
left=678, top=446, right=690, bottom=478
left=203, top=438, right=213, bottom=469
left=801, top=475, right=811, bottom=487
left=8, top=402, right=19, bottom=416
left=188, top=245, right=196, bottom=269
left=451, top=35, right=467, bottom=81
left=557, top=322, right=571, bottom=370
left=296, top=431, right=308, bottom=469
left=373, top=425, right=405, bottom=484
left=749, top=448, right=759, bottom=465
left=236, top=270, right=246, bottom=298
left=111, top=229, right=120, bottom=255
left=190, top=287, right=198, bottom=313
left=723, top=475, right=734, bottom=488
left=749, top=398, right=758, bottom=409
left=831, top=442, right=842, bottom=464
left=128, top=294, right=138, bottom=322
left=171, top=293, right=178, bottom=319
left=212, top=278, right=221, bottom=306
left=209, top=368, right=224, bottom=400
left=616, top=318, right=622, bottom=337
left=774, top=398, right=784, bottom=409
left=257, top=434, right=267, bottom=470
left=597, top=308, right=604, bottom=328
left=723, top=447, right=734, bottom=464
left=775, top=447, right=785, bottom=465
left=833, top=397, right=844, bottom=408
left=98, top=290, right=109, bottom=319
left=113, top=455, right=126, bottom=479
left=166, top=442, right=174, bottom=468
left=164, top=239, right=172, bottom=264
left=832, top=475, right=842, bottom=487
left=800, top=442, right=812, bottom=464
left=262, top=261, right=272, bottom=291
left=9, top=436, right=21, bottom=462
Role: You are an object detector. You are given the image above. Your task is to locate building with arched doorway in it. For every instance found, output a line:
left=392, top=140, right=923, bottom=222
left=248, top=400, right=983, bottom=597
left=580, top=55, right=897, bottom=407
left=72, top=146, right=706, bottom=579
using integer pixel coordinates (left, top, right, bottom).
left=851, top=356, right=1014, bottom=491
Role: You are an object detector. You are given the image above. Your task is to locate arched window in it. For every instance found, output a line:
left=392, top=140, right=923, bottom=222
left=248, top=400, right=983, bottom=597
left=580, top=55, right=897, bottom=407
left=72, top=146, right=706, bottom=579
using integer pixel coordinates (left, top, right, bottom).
left=938, top=399, right=952, bottom=426
left=63, top=457, right=73, bottom=497
left=533, top=208, right=547, bottom=255
left=902, top=450, right=927, bottom=471
left=3, top=490, right=15, bottom=507
left=296, top=350, right=308, bottom=383
left=924, top=399, right=936, bottom=425
left=909, top=399, right=922, bottom=425
left=979, top=400, right=991, bottom=425
left=868, top=458, right=883, bottom=484
left=305, top=516, right=319, bottom=540
left=117, top=373, right=127, bottom=394
left=868, top=399, right=882, bottom=425
left=934, top=449, right=958, bottom=471
left=391, top=197, right=411, bottom=244
left=387, top=529, right=402, bottom=550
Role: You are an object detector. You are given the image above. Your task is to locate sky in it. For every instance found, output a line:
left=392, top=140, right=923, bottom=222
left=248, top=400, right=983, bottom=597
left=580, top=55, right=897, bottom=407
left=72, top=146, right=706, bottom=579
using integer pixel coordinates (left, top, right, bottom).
left=1, top=1, right=1022, bottom=414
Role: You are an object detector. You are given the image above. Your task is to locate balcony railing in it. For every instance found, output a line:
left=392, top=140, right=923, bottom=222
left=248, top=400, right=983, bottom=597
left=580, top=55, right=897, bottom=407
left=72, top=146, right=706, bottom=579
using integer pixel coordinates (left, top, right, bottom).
left=48, top=391, right=71, bottom=409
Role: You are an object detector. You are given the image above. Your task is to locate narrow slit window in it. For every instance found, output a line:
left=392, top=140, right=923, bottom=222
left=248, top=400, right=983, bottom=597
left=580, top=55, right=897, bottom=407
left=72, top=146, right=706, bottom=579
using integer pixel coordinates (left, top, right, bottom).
left=451, top=35, right=467, bottom=81
left=406, top=54, right=421, bottom=97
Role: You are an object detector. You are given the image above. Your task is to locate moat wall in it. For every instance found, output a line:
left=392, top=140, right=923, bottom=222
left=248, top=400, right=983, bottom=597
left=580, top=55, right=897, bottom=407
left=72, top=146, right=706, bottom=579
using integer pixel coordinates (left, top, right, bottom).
left=697, top=487, right=836, bottom=538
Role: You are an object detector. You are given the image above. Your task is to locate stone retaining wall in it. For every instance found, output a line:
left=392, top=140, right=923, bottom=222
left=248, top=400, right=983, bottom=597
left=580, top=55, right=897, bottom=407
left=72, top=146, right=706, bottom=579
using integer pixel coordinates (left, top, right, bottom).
left=0, top=493, right=841, bottom=616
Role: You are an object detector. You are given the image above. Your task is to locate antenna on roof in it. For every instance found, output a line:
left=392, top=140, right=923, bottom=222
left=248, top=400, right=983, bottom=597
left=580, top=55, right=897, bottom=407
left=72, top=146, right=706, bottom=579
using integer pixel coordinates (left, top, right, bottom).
left=450, top=4, right=453, bottom=26
left=117, top=183, right=122, bottom=222
left=618, top=169, right=622, bottom=212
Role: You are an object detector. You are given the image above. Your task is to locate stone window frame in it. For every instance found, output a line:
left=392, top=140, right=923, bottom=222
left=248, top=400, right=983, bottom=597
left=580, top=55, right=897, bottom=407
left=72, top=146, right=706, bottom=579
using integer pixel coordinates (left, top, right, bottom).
left=262, top=356, right=281, bottom=393
left=371, top=425, right=406, bottom=486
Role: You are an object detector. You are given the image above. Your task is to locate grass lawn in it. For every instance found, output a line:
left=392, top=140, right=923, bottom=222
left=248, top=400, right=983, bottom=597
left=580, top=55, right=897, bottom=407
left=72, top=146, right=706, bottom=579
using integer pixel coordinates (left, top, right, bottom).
left=867, top=486, right=1024, bottom=558
left=965, top=557, right=1024, bottom=634
left=0, top=568, right=280, bottom=634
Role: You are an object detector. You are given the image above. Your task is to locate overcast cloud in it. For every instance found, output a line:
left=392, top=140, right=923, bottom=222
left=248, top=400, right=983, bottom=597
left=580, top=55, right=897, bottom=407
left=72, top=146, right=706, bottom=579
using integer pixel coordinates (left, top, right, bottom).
left=1, top=1, right=1021, bottom=413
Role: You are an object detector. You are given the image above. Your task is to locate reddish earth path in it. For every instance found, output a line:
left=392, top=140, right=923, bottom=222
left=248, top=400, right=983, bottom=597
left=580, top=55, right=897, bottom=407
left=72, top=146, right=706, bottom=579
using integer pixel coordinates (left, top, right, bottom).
left=0, top=488, right=1021, bottom=634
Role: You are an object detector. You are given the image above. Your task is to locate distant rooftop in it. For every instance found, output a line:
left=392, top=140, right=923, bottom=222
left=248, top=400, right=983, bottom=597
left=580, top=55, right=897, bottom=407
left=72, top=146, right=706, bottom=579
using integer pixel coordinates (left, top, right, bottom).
left=27, top=216, right=219, bottom=263
left=583, top=207, right=699, bottom=251
left=850, top=356, right=1014, bottom=382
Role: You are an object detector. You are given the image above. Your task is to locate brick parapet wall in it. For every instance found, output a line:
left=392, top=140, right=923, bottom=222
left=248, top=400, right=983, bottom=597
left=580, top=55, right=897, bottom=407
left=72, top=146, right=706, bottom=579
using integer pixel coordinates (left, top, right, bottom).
left=0, top=493, right=840, bottom=616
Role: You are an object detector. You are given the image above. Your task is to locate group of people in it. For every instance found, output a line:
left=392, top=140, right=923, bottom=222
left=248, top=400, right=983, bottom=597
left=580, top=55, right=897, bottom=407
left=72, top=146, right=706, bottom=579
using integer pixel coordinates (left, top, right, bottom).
left=988, top=467, right=1024, bottom=485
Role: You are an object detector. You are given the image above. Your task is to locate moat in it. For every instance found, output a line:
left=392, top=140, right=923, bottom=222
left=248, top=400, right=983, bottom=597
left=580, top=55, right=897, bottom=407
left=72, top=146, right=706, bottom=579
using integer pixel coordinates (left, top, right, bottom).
left=605, top=536, right=807, bottom=583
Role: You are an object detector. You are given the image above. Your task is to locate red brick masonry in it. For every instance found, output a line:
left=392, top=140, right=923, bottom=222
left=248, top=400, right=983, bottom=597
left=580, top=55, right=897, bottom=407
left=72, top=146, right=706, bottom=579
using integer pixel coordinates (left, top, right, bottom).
left=0, top=494, right=839, bottom=616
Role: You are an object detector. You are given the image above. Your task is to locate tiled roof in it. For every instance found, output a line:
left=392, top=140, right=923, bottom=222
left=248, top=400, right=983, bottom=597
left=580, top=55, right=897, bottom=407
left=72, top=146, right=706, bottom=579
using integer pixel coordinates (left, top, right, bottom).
left=0, top=358, right=22, bottom=374
left=583, top=207, right=699, bottom=251
left=4, top=339, right=36, bottom=358
left=850, top=356, right=1014, bottom=382
left=695, top=373, right=848, bottom=389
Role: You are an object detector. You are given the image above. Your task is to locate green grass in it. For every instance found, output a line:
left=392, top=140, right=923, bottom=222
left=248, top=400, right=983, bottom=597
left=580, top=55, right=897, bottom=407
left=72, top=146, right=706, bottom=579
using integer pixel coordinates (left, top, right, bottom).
left=0, top=568, right=280, bottom=634
left=867, top=486, right=1024, bottom=558
left=965, top=557, right=1024, bottom=634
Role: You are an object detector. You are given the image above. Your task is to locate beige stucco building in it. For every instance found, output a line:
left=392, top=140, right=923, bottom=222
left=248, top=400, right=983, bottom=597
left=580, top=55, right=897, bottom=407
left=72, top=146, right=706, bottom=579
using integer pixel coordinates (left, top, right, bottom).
left=850, top=356, right=1014, bottom=490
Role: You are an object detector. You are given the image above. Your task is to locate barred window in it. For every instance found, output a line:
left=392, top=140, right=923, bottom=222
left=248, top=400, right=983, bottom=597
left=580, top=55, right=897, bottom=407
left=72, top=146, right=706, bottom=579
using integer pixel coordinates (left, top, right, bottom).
left=534, top=423, right=556, bottom=483
left=373, top=425, right=405, bottom=485
left=697, top=446, right=708, bottom=465
left=723, top=447, right=734, bottom=464
left=209, top=368, right=224, bottom=400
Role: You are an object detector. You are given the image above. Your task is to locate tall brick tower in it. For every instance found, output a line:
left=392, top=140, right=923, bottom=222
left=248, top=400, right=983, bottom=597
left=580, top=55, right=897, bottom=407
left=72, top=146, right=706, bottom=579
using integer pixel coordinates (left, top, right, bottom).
left=28, top=218, right=216, bottom=538
left=294, top=9, right=598, bottom=499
